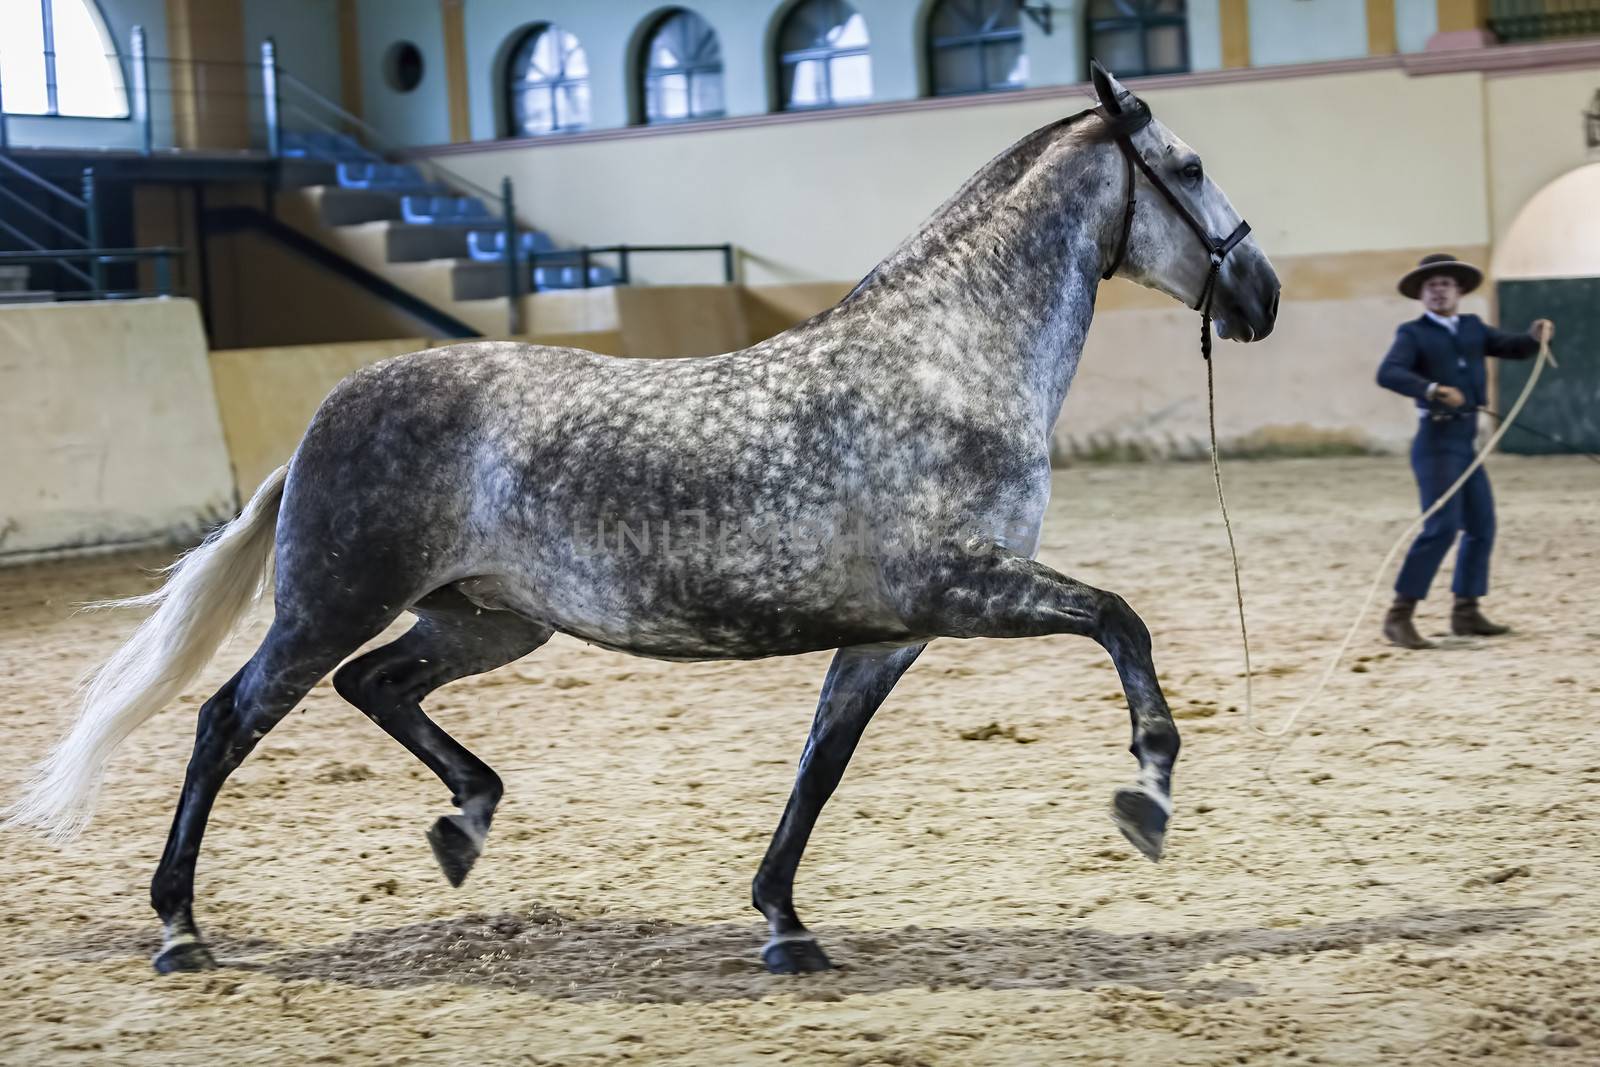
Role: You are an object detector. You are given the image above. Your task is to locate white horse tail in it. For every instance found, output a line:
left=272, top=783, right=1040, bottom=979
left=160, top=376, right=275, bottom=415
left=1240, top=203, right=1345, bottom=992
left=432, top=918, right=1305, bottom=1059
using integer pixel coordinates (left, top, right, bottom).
left=4, top=465, right=289, bottom=843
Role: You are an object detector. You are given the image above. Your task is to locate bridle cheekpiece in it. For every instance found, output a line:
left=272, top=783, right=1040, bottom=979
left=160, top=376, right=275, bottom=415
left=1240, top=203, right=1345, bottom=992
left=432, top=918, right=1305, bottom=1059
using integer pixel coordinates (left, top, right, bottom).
left=1090, top=60, right=1252, bottom=360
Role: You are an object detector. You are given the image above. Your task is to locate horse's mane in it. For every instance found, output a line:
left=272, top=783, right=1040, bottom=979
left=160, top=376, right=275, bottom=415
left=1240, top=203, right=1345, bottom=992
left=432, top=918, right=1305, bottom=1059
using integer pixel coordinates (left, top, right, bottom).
left=839, top=100, right=1140, bottom=304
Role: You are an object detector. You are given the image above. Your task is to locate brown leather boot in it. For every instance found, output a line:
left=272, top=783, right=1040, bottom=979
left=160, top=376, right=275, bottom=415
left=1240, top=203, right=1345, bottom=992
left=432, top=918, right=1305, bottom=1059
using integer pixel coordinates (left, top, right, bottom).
left=1383, top=595, right=1435, bottom=649
left=1453, top=596, right=1510, bottom=636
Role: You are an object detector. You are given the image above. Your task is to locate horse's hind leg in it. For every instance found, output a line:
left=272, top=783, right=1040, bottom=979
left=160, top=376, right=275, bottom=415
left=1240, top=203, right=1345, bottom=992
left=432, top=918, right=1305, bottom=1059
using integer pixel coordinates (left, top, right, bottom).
left=152, top=618, right=369, bottom=973
left=914, top=547, right=1179, bottom=862
left=332, top=588, right=551, bottom=887
left=752, top=643, right=925, bottom=974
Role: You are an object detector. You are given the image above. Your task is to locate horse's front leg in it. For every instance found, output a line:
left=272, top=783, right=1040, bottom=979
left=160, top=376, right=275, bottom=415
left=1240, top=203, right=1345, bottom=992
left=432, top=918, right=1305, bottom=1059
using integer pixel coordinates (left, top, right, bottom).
left=913, top=546, right=1180, bottom=861
left=753, top=642, right=925, bottom=974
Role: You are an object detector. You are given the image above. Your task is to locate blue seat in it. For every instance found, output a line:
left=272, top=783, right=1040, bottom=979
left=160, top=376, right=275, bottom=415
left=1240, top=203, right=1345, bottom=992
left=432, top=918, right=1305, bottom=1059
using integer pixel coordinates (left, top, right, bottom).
left=401, top=195, right=492, bottom=225
left=336, top=161, right=427, bottom=189
left=466, top=229, right=559, bottom=262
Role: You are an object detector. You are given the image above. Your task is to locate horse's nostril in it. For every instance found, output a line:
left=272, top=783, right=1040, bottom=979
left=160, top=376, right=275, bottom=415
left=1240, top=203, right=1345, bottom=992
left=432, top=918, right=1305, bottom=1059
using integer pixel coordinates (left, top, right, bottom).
left=1269, top=289, right=1281, bottom=319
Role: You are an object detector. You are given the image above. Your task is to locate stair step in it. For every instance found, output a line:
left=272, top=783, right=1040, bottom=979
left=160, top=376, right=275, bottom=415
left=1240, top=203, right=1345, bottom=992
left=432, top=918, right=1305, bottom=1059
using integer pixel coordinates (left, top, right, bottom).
left=278, top=160, right=339, bottom=189
left=308, top=185, right=448, bottom=226
left=381, top=222, right=482, bottom=263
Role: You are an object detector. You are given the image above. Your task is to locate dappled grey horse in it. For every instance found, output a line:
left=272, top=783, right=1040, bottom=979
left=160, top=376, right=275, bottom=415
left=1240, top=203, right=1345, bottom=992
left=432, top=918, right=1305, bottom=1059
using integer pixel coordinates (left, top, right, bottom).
left=7, top=67, right=1278, bottom=976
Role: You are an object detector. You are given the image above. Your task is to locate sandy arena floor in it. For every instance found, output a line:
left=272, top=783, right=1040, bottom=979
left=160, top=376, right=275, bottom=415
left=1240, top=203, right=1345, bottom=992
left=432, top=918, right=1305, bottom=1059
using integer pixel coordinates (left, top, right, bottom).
left=2, top=455, right=1597, bottom=1065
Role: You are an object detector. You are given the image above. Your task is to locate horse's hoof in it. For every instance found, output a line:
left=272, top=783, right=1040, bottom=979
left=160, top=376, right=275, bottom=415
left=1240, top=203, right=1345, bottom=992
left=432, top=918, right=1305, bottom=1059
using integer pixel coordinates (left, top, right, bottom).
left=1111, top=787, right=1169, bottom=863
left=427, top=814, right=483, bottom=888
left=762, top=938, right=833, bottom=975
left=153, top=940, right=217, bottom=974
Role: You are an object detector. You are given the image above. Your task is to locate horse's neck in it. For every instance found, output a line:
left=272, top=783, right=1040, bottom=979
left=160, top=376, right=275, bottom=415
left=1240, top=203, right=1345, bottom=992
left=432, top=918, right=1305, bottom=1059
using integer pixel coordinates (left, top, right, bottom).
left=840, top=140, right=1112, bottom=432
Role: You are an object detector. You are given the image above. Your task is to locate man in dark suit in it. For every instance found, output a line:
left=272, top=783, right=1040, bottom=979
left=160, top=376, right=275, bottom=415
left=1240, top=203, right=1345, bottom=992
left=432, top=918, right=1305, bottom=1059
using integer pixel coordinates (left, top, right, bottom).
left=1376, top=253, right=1553, bottom=649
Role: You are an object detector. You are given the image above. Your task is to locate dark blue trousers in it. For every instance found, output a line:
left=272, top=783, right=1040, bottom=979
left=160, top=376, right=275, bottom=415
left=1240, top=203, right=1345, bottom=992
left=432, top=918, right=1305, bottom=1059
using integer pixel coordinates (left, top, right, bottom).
left=1394, top=420, right=1495, bottom=600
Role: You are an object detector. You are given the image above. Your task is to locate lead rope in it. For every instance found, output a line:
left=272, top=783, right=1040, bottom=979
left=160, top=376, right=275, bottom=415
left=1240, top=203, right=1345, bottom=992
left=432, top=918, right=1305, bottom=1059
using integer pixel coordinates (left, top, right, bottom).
left=1198, top=256, right=1255, bottom=721
left=1205, top=333, right=1556, bottom=742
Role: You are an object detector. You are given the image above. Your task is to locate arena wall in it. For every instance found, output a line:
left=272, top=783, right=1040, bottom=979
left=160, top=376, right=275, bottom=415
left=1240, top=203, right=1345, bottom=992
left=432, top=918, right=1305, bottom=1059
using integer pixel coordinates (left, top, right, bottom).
left=0, top=299, right=234, bottom=560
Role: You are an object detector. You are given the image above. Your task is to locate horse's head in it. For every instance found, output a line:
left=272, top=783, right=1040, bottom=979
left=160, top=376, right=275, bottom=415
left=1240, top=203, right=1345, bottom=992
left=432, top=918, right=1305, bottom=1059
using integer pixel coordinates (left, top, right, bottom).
left=1089, top=64, right=1279, bottom=343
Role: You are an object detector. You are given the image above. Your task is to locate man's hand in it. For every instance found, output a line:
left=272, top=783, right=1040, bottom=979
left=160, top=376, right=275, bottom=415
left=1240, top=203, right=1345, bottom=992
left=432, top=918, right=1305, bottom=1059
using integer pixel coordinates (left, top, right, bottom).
left=1434, top=385, right=1466, bottom=408
left=1531, top=318, right=1555, bottom=344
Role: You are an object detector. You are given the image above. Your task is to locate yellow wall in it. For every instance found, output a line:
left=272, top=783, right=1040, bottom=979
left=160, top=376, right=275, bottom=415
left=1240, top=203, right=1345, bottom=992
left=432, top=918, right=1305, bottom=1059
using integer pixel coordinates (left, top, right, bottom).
left=1436, top=0, right=1490, bottom=33
left=0, top=299, right=235, bottom=559
left=164, top=0, right=252, bottom=150
left=440, top=0, right=471, bottom=143
left=1367, top=0, right=1398, bottom=55
left=1221, top=0, right=1252, bottom=68
left=210, top=338, right=430, bottom=491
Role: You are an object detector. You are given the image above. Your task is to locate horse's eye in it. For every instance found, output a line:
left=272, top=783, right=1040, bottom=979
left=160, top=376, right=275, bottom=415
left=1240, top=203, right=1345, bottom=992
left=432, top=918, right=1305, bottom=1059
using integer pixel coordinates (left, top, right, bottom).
left=1182, top=162, right=1203, bottom=182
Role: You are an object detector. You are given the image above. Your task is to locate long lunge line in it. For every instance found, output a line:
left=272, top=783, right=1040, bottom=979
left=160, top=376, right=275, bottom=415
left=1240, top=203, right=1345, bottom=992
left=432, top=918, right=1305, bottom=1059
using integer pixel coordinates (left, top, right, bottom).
left=1206, top=334, right=1556, bottom=743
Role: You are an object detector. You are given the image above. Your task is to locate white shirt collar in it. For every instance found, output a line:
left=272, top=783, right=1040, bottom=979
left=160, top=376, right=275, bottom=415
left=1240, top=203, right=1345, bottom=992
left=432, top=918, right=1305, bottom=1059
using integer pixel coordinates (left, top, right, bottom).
left=1424, top=310, right=1460, bottom=334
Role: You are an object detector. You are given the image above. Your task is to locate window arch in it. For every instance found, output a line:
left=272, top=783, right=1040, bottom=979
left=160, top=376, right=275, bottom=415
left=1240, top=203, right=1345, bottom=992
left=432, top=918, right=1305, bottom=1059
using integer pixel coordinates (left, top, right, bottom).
left=926, top=0, right=1028, bottom=96
left=1085, top=0, right=1188, bottom=78
left=775, top=0, right=872, bottom=111
left=0, top=0, right=128, bottom=118
left=639, top=8, right=724, bottom=124
left=504, top=23, right=590, bottom=137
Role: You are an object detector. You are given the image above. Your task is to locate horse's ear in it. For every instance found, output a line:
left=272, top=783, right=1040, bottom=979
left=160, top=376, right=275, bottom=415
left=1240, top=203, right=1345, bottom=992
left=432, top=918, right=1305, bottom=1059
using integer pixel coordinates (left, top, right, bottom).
left=1089, top=60, right=1122, bottom=115
left=1090, top=61, right=1141, bottom=118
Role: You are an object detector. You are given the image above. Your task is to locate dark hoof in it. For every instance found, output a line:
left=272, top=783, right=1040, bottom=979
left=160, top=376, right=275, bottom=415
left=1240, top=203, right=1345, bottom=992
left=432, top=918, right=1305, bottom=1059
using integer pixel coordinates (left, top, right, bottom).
left=153, top=940, right=217, bottom=974
left=762, top=938, right=833, bottom=975
left=1111, top=787, right=1169, bottom=863
left=427, top=814, right=483, bottom=888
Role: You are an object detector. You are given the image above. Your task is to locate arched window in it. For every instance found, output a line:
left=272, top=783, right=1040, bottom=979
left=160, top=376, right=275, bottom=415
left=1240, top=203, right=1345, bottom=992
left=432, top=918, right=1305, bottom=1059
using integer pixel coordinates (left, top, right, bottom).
left=775, top=0, right=872, bottom=111
left=1085, top=0, right=1188, bottom=78
left=0, top=0, right=127, bottom=117
left=640, top=8, right=724, bottom=124
left=926, top=0, right=1028, bottom=96
left=505, top=23, right=590, bottom=137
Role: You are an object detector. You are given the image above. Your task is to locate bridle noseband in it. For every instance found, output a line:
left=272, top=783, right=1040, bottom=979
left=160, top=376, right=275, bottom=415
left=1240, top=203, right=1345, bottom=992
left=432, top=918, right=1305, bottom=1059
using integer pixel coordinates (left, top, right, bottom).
left=1093, top=94, right=1252, bottom=360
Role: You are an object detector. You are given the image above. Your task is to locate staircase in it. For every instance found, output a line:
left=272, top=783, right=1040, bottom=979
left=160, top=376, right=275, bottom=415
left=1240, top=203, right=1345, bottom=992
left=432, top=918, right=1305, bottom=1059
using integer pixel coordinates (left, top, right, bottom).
left=264, top=125, right=622, bottom=338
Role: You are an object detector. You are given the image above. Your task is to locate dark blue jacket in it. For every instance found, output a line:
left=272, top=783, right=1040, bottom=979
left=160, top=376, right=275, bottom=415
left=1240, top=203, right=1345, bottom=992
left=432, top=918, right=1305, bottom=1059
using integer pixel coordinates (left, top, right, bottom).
left=1377, top=313, right=1538, bottom=414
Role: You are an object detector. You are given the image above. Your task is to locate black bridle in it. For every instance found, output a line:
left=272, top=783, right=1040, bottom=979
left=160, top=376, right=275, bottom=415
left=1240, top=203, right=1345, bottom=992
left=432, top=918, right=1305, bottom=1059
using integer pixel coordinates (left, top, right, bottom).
left=1091, top=66, right=1252, bottom=361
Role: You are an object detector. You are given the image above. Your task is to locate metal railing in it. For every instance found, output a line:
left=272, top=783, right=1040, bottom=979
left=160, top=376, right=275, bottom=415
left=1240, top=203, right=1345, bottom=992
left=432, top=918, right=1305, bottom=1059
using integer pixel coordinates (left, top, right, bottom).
left=0, top=247, right=181, bottom=299
left=1489, top=0, right=1600, bottom=42
left=0, top=138, right=181, bottom=299
left=0, top=153, right=99, bottom=290
left=527, top=243, right=736, bottom=292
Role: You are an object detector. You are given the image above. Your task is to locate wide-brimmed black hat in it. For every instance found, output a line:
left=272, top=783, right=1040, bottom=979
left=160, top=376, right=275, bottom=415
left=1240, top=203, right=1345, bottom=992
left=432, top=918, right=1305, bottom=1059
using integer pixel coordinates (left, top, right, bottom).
left=1397, top=253, right=1482, bottom=299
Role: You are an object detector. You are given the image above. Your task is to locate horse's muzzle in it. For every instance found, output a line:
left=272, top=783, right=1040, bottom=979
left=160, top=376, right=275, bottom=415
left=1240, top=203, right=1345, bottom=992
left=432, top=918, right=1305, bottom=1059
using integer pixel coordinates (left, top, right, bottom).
left=1213, top=260, right=1280, bottom=343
